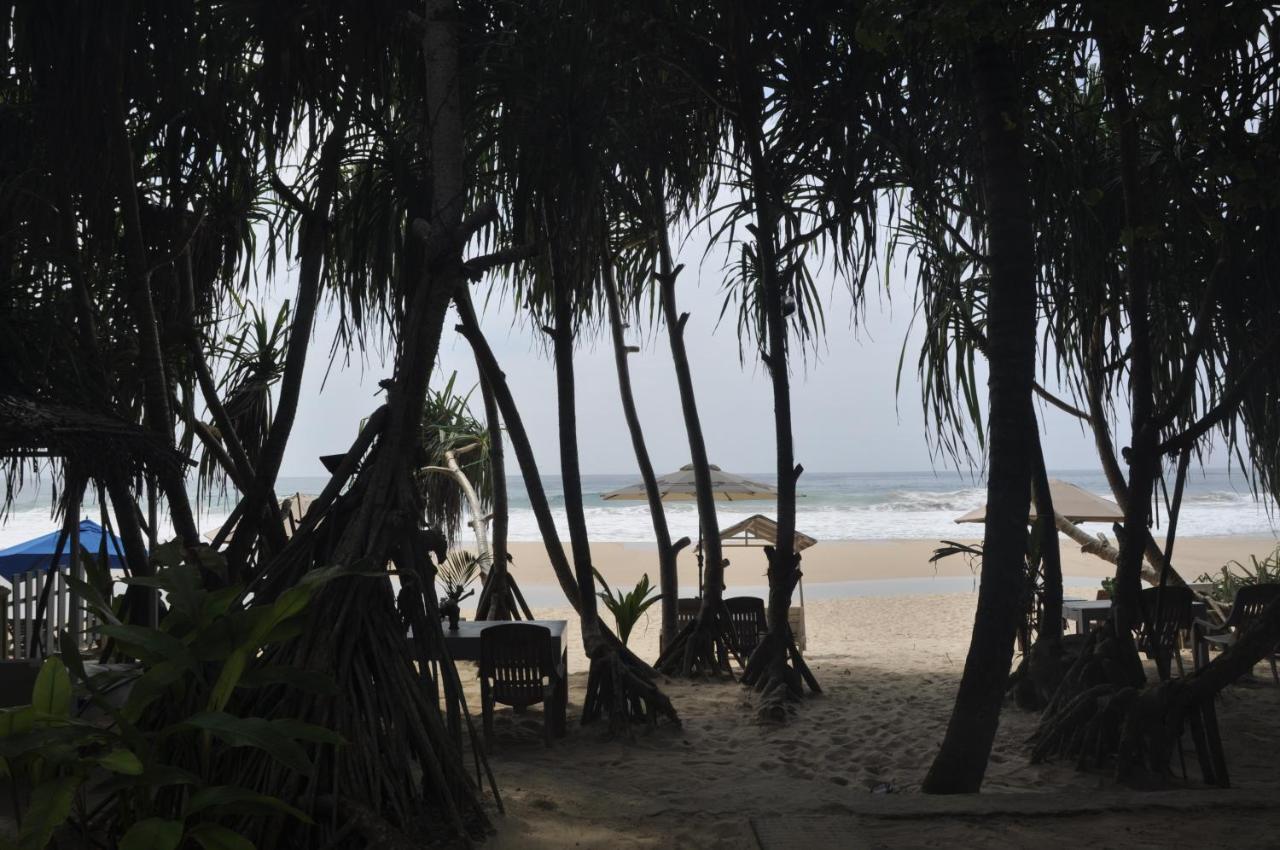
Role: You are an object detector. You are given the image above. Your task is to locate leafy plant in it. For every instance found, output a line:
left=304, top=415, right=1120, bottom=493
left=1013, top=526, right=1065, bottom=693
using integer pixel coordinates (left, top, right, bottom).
left=591, top=568, right=660, bottom=647
left=0, top=543, right=347, bottom=850
left=1195, top=546, right=1280, bottom=604
left=1100, top=576, right=1116, bottom=597
left=438, top=550, right=486, bottom=605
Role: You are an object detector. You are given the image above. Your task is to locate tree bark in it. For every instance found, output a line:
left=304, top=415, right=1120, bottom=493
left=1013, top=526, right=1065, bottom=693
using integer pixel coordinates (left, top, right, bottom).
left=923, top=37, right=1038, bottom=794
left=651, top=217, right=737, bottom=677
left=1100, top=26, right=1153, bottom=685
left=727, top=25, right=819, bottom=716
left=225, top=117, right=347, bottom=575
left=546, top=244, right=610, bottom=661
left=603, top=252, right=684, bottom=648
left=108, top=39, right=199, bottom=547
left=456, top=294, right=582, bottom=609
left=478, top=372, right=513, bottom=617
left=456, top=292, right=678, bottom=729
left=656, top=225, right=724, bottom=597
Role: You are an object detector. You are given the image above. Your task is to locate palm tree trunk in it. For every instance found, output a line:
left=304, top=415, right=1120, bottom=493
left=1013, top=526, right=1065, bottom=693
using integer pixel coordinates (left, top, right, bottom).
left=465, top=291, right=520, bottom=621
left=1101, top=30, right=1156, bottom=667
left=108, top=59, right=199, bottom=548
left=455, top=294, right=583, bottom=610
left=1018, top=417, right=1065, bottom=709
left=731, top=60, right=820, bottom=718
left=549, top=269, right=600, bottom=634
left=656, top=224, right=724, bottom=593
left=455, top=291, right=678, bottom=729
left=225, top=118, right=347, bottom=576
left=603, top=252, right=685, bottom=649
left=923, top=36, right=1038, bottom=794
left=651, top=217, right=737, bottom=678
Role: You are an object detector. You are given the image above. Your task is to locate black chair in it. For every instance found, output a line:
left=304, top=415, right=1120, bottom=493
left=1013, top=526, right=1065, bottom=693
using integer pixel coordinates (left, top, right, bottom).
left=1138, top=585, right=1193, bottom=680
left=724, top=597, right=768, bottom=661
left=676, top=598, right=701, bottom=631
left=479, top=623, right=566, bottom=751
left=1193, top=583, right=1280, bottom=684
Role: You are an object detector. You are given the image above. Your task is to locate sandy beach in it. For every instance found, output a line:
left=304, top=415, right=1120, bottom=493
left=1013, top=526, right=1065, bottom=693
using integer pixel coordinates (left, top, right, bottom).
left=457, top=535, right=1280, bottom=848
left=496, top=534, right=1279, bottom=599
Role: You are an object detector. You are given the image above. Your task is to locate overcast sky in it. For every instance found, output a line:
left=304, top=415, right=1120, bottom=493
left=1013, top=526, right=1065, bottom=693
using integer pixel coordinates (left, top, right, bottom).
left=273, top=223, right=1106, bottom=479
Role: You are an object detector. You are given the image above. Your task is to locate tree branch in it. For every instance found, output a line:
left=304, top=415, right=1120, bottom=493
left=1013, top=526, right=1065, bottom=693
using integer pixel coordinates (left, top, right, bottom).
left=1035, top=382, right=1090, bottom=422
left=1159, top=334, right=1280, bottom=455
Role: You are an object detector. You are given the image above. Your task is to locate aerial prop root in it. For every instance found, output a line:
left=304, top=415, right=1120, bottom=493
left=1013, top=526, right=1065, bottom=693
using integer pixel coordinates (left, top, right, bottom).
left=654, top=600, right=740, bottom=679
left=741, top=628, right=821, bottom=723
left=582, top=646, right=680, bottom=737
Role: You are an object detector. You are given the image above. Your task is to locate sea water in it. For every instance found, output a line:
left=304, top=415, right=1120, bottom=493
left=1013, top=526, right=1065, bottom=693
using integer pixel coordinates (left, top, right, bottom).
left=1, top=468, right=1274, bottom=550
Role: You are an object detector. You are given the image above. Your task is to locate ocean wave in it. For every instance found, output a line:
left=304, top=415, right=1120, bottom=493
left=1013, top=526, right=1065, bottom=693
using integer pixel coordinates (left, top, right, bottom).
left=1, top=474, right=1275, bottom=549
left=867, top=489, right=987, bottom=513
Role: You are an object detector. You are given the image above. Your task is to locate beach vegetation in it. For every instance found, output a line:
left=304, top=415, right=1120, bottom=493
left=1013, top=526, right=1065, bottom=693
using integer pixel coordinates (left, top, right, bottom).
left=592, top=569, right=662, bottom=648
left=1, top=547, right=345, bottom=849
left=1196, top=547, right=1280, bottom=607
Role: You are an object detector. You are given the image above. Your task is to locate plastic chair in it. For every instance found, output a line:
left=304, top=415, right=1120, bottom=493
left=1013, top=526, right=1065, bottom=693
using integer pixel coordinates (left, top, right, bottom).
left=676, top=598, right=701, bottom=631
left=724, top=596, right=768, bottom=661
left=1193, top=583, right=1280, bottom=683
left=1138, top=585, right=1193, bottom=680
left=479, top=623, right=566, bottom=751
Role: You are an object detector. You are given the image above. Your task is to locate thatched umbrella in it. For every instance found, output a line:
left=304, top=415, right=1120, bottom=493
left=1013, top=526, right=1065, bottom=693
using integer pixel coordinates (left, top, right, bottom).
left=602, top=464, right=777, bottom=589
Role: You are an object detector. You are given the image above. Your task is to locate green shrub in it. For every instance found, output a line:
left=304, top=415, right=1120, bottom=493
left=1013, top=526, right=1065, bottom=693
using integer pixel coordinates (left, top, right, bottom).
left=592, top=568, right=661, bottom=647
left=1195, top=545, right=1280, bottom=604
left=0, top=543, right=349, bottom=850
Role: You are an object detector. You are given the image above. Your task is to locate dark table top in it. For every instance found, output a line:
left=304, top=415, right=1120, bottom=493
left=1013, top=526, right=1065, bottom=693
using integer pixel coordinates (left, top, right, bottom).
left=442, top=619, right=569, bottom=662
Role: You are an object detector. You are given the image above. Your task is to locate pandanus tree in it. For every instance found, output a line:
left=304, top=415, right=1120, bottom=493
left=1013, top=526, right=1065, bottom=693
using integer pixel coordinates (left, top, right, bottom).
left=0, top=0, right=271, bottom=609
left=918, top=14, right=1042, bottom=793
left=5, top=0, right=514, bottom=842
left=662, top=0, right=890, bottom=715
left=457, top=0, right=680, bottom=729
left=1029, top=1, right=1280, bottom=781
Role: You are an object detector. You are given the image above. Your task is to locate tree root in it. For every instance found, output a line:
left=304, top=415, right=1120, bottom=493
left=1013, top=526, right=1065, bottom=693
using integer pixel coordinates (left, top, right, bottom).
left=582, top=648, right=680, bottom=737
left=740, top=628, right=821, bottom=723
left=654, top=600, right=740, bottom=679
left=1009, top=635, right=1078, bottom=710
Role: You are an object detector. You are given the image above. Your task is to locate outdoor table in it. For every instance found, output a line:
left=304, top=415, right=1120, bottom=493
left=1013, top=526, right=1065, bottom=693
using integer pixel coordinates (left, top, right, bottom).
left=436, top=619, right=570, bottom=738
left=1062, top=598, right=1208, bottom=635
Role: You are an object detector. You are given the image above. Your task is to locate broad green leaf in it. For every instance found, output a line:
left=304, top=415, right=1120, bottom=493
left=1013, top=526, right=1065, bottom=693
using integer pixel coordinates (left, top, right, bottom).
left=30, top=658, right=71, bottom=718
left=99, top=625, right=197, bottom=670
left=16, top=775, right=79, bottom=850
left=206, top=649, right=248, bottom=713
left=64, top=575, right=121, bottom=626
left=0, top=707, right=34, bottom=738
left=95, top=749, right=143, bottom=775
left=148, top=540, right=186, bottom=571
left=185, top=785, right=310, bottom=823
left=123, top=661, right=188, bottom=723
left=180, top=713, right=312, bottom=776
left=187, top=823, right=255, bottom=850
left=267, top=719, right=345, bottom=746
left=236, top=666, right=338, bottom=695
left=119, top=817, right=183, bottom=850
left=92, top=763, right=200, bottom=797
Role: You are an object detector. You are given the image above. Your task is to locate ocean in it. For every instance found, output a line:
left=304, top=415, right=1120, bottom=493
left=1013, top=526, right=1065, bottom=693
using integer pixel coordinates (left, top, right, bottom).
left=1, top=468, right=1275, bottom=549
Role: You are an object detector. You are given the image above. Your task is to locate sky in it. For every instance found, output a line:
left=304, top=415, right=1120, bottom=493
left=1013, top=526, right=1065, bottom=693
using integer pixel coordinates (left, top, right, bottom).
left=270, top=221, right=1110, bottom=480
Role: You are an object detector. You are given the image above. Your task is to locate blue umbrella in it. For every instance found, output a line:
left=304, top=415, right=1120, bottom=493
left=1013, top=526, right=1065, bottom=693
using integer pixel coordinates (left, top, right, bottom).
left=0, top=518, right=128, bottom=582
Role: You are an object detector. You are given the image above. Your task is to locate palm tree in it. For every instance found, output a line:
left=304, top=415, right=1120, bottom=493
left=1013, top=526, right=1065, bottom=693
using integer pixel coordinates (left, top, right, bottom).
left=920, top=16, right=1040, bottom=795
left=602, top=240, right=690, bottom=648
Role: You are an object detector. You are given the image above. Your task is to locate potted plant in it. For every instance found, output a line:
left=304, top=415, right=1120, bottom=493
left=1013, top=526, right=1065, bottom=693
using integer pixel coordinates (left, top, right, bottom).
left=438, top=551, right=484, bottom=630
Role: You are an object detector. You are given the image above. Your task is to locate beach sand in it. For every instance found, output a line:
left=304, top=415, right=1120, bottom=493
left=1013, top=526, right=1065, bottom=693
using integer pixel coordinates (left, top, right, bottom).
left=500, top=534, right=1279, bottom=592
left=453, top=535, right=1280, bottom=848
